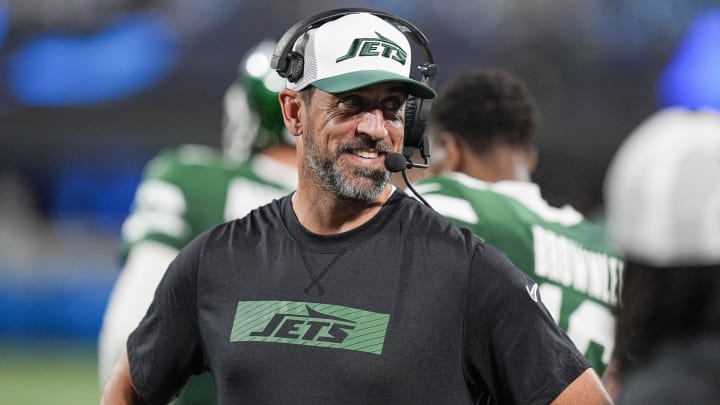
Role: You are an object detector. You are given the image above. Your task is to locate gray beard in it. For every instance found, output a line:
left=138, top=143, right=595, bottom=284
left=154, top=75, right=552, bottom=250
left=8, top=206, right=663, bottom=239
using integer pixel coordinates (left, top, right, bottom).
left=303, top=124, right=391, bottom=202
left=309, top=158, right=391, bottom=202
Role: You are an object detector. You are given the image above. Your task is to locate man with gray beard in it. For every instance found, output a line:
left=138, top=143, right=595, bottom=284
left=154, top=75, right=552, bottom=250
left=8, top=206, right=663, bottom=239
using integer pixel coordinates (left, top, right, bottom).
left=101, top=9, right=611, bottom=405
left=301, top=93, right=394, bottom=202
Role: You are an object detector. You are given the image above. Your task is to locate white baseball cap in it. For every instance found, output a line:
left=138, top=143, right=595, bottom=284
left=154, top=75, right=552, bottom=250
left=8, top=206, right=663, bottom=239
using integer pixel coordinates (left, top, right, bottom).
left=287, top=12, right=436, bottom=99
left=604, top=107, right=720, bottom=266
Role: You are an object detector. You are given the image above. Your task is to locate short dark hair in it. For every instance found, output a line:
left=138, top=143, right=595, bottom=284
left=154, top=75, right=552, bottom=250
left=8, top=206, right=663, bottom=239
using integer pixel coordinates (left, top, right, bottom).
left=613, top=260, right=720, bottom=379
left=430, top=69, right=539, bottom=155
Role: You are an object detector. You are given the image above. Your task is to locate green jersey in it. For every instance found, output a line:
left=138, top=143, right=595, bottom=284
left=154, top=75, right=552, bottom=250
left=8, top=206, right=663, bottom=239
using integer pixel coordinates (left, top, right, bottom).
left=416, top=172, right=623, bottom=374
left=122, top=144, right=297, bottom=253
left=117, top=145, right=296, bottom=404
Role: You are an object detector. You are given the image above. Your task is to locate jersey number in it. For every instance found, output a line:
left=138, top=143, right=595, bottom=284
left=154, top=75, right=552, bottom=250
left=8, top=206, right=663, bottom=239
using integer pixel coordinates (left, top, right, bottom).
left=539, top=283, right=614, bottom=371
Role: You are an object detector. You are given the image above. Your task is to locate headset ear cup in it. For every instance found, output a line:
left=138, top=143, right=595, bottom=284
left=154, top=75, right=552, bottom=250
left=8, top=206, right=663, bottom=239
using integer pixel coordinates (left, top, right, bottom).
left=286, top=51, right=304, bottom=82
left=404, top=96, right=423, bottom=149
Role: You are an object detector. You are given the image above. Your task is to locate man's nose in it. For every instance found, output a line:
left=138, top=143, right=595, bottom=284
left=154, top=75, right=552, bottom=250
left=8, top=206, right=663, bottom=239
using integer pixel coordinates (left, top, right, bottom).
left=356, top=109, right=388, bottom=140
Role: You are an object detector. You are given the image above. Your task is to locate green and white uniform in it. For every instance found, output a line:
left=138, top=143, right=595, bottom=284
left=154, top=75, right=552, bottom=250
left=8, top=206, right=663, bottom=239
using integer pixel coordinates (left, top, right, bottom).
left=122, top=144, right=297, bottom=253
left=416, top=172, right=623, bottom=374
left=98, top=144, right=296, bottom=403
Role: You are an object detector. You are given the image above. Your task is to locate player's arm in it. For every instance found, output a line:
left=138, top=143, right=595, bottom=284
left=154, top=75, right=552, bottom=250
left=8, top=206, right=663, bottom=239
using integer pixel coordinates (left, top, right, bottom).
left=99, top=153, right=191, bottom=386
left=100, top=347, right=142, bottom=405
left=601, top=352, right=622, bottom=400
left=551, top=368, right=613, bottom=404
left=98, top=241, right=180, bottom=386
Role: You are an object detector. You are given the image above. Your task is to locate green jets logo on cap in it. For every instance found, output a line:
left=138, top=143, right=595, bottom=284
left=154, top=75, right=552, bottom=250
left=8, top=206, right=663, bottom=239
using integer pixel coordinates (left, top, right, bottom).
left=336, top=32, right=407, bottom=65
left=230, top=300, right=390, bottom=354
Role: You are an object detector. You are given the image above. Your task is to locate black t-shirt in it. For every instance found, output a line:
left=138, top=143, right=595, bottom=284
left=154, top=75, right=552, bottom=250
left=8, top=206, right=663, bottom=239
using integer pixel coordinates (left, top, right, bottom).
left=128, top=190, right=589, bottom=404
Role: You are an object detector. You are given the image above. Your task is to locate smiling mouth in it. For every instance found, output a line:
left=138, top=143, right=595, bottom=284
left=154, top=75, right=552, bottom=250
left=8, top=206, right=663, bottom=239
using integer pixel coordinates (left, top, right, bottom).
left=351, top=149, right=381, bottom=159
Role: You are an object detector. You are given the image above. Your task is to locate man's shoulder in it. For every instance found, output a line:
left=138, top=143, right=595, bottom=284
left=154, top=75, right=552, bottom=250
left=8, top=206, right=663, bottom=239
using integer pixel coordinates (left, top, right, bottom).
left=392, top=189, right=483, bottom=249
left=136, top=144, right=260, bottom=198
left=144, top=144, right=230, bottom=177
left=416, top=173, right=522, bottom=206
left=413, top=174, right=526, bottom=226
left=191, top=196, right=286, bottom=248
left=222, top=195, right=288, bottom=229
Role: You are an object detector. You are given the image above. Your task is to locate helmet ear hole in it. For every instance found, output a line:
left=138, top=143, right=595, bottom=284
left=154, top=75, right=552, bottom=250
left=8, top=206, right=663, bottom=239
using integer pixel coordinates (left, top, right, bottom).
left=222, top=39, right=288, bottom=162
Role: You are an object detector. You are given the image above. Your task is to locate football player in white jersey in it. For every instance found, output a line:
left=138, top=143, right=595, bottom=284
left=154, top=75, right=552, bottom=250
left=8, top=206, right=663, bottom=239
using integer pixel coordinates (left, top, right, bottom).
left=98, top=39, right=297, bottom=403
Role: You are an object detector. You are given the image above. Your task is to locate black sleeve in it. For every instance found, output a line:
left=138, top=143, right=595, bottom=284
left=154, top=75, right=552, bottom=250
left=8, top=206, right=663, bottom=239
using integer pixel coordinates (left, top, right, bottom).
left=463, top=241, right=590, bottom=404
left=126, top=233, right=208, bottom=404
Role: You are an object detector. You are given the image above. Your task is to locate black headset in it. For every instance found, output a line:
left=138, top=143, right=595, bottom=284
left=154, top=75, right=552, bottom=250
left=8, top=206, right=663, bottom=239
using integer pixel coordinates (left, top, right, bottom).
left=271, top=8, right=438, bottom=164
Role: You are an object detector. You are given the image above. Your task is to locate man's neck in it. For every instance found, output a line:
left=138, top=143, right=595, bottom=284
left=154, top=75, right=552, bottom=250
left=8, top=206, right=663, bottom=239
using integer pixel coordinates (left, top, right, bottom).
left=291, top=183, right=393, bottom=235
left=260, top=144, right=297, bottom=168
left=462, top=146, right=532, bottom=182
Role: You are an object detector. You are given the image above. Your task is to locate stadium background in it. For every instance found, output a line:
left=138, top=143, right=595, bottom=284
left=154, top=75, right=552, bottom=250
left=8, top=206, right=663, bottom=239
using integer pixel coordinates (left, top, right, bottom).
left=0, top=1, right=718, bottom=403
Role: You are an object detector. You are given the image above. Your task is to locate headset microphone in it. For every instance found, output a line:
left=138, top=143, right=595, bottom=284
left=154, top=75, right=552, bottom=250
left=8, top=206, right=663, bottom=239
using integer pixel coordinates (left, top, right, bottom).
left=385, top=152, right=432, bottom=173
left=384, top=152, right=432, bottom=208
left=384, top=152, right=410, bottom=173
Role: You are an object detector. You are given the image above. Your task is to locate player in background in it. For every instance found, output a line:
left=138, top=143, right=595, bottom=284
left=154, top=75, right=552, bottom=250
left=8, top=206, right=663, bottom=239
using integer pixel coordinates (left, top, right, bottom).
left=98, top=39, right=297, bottom=402
left=602, top=107, right=720, bottom=400
left=414, top=69, right=623, bottom=374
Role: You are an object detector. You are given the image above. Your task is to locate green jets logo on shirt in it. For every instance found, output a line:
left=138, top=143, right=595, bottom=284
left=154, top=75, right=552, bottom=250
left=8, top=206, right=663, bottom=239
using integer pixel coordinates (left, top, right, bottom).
left=230, top=301, right=390, bottom=354
left=336, top=32, right=407, bottom=65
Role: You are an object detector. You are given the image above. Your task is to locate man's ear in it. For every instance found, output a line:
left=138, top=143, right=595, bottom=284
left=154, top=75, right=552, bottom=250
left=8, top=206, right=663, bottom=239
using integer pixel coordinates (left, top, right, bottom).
left=279, top=89, right=303, bottom=137
left=443, top=133, right=463, bottom=172
left=527, top=148, right=538, bottom=174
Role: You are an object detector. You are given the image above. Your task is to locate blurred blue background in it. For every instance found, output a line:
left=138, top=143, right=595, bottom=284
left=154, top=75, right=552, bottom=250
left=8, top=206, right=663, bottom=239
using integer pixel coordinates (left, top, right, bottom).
left=0, top=0, right=719, bottom=402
